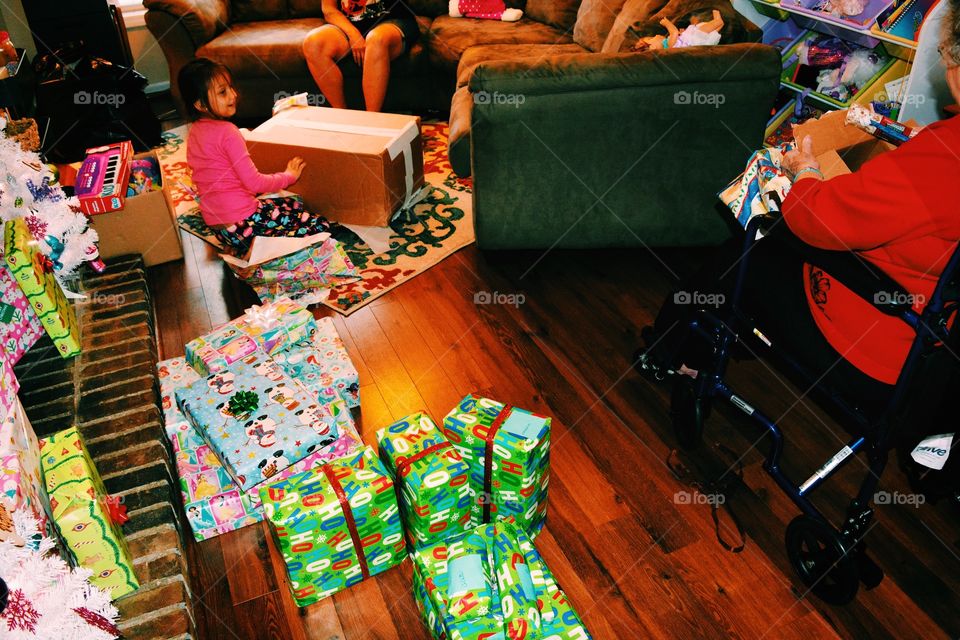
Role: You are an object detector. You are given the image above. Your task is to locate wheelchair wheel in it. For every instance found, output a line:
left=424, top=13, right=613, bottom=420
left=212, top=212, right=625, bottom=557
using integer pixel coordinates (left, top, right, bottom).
left=670, top=377, right=710, bottom=450
left=785, top=515, right=860, bottom=604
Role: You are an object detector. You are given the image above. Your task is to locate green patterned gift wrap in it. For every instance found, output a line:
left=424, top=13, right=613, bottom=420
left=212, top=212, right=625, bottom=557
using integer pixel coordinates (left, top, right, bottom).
left=376, top=412, right=472, bottom=548
left=442, top=395, right=551, bottom=537
left=3, top=218, right=81, bottom=358
left=259, top=445, right=406, bottom=606
left=411, top=520, right=592, bottom=640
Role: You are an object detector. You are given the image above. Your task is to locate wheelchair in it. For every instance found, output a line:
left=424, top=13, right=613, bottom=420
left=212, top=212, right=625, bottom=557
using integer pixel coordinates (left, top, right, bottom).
left=656, top=213, right=960, bottom=604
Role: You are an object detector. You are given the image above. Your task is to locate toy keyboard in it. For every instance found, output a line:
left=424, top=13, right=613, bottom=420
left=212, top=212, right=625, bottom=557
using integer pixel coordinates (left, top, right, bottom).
left=76, top=140, right=133, bottom=215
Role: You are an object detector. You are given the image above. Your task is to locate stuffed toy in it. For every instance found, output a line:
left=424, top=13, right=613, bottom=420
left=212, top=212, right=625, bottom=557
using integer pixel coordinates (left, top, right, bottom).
left=449, top=0, right=522, bottom=21
left=632, top=9, right=724, bottom=51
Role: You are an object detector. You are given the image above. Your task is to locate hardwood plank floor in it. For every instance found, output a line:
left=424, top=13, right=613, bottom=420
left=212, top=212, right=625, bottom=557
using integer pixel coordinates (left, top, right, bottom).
left=147, top=229, right=960, bottom=640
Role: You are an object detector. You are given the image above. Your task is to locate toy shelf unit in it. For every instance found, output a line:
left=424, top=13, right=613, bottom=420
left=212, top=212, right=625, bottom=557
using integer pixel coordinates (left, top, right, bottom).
left=733, top=0, right=952, bottom=125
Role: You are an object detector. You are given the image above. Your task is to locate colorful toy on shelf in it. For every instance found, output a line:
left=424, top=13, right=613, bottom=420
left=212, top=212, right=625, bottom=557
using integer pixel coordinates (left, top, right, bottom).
left=126, top=157, right=162, bottom=197
left=783, top=32, right=892, bottom=107
left=75, top=141, right=134, bottom=215
left=845, top=103, right=921, bottom=145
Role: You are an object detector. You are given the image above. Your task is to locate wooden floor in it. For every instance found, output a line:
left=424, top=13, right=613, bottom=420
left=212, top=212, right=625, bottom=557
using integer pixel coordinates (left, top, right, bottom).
left=145, top=225, right=960, bottom=640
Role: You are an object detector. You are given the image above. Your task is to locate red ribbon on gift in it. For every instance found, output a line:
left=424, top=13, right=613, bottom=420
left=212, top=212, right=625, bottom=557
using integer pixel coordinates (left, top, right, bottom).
left=321, top=464, right=370, bottom=580
left=102, top=495, right=129, bottom=526
left=394, top=441, right=453, bottom=478
left=482, top=404, right=512, bottom=523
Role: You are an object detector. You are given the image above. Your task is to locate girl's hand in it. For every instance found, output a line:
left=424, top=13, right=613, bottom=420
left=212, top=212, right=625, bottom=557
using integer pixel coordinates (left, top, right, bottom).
left=782, top=135, right=821, bottom=180
left=285, top=157, right=306, bottom=183
left=350, top=33, right=366, bottom=67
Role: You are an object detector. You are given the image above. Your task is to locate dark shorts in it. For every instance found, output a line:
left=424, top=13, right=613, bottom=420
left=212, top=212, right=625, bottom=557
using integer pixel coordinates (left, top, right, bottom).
left=330, top=15, right=420, bottom=53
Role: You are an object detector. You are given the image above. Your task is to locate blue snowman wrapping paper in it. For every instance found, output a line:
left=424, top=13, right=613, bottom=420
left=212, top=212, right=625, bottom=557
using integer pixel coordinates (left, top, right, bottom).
left=272, top=317, right=360, bottom=409
left=175, top=352, right=341, bottom=492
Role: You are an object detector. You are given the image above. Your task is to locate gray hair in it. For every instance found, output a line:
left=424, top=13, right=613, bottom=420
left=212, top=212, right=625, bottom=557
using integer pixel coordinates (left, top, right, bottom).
left=944, top=0, right=960, bottom=65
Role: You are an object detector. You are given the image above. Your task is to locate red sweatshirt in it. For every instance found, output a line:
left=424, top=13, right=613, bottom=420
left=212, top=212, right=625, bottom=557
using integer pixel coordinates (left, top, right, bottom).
left=782, top=115, right=960, bottom=384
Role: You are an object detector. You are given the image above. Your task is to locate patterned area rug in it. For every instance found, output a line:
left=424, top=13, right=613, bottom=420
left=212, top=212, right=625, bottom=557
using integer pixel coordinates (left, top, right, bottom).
left=157, top=122, right=474, bottom=315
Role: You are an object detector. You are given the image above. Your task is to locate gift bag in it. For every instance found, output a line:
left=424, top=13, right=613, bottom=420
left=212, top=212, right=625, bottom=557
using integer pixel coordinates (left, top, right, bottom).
left=0, top=257, right=44, bottom=365
left=260, top=446, right=405, bottom=606
left=442, top=394, right=551, bottom=537
left=377, top=412, right=472, bottom=548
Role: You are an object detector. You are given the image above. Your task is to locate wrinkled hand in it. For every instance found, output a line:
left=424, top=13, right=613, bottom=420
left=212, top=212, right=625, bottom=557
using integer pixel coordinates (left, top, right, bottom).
left=781, top=135, right=821, bottom=180
left=350, top=33, right=366, bottom=67
left=285, top=157, right=306, bottom=183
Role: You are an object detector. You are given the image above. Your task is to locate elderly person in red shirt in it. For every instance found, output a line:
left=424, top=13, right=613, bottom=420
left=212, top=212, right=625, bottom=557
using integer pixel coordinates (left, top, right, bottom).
left=638, top=0, right=960, bottom=403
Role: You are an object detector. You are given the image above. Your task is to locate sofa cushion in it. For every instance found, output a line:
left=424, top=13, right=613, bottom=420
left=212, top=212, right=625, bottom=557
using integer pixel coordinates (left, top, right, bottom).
left=197, top=18, right=325, bottom=77
left=428, top=15, right=573, bottom=72
left=406, top=0, right=454, bottom=16
left=287, top=0, right=324, bottom=18
left=525, top=0, right=583, bottom=31
left=144, top=0, right=229, bottom=46
left=232, top=0, right=287, bottom=22
left=602, top=0, right=755, bottom=52
left=572, top=0, right=628, bottom=52
left=456, top=42, right=586, bottom=86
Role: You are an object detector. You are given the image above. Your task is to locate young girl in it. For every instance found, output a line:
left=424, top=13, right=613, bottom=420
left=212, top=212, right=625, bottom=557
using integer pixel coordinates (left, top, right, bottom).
left=179, top=58, right=330, bottom=255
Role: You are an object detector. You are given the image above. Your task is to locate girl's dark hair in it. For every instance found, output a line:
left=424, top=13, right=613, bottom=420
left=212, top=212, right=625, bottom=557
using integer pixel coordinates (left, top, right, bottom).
left=178, top=57, right=233, bottom=119
left=683, top=8, right=716, bottom=25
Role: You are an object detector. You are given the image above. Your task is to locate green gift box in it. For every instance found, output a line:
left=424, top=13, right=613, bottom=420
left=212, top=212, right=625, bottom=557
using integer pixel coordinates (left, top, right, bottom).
left=442, top=395, right=551, bottom=537
left=3, top=218, right=81, bottom=359
left=411, top=520, right=592, bottom=640
left=40, top=426, right=139, bottom=600
left=376, top=412, right=472, bottom=548
left=260, top=445, right=405, bottom=606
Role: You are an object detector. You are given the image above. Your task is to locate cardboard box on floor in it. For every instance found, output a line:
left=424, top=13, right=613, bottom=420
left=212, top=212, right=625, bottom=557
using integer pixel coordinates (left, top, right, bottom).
left=87, top=149, right=183, bottom=267
left=244, top=106, right=425, bottom=228
left=791, top=109, right=918, bottom=178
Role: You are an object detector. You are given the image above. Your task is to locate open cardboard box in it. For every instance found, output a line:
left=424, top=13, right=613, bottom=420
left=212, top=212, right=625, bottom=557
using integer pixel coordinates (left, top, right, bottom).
left=792, top=109, right=918, bottom=178
left=87, top=149, right=183, bottom=267
left=244, top=106, right=425, bottom=228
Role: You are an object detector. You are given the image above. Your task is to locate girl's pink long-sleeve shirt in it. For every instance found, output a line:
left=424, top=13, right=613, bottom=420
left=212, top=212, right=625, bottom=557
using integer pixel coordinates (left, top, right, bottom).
left=186, top=118, right=294, bottom=226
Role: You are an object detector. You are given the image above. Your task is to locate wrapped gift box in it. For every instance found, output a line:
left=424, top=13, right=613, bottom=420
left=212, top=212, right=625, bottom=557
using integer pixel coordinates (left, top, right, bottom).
left=0, top=257, right=43, bottom=366
left=260, top=445, right=405, bottom=606
left=376, top=412, right=471, bottom=548
left=1, top=397, right=55, bottom=538
left=1, top=349, right=20, bottom=429
left=274, top=317, right=360, bottom=409
left=442, top=395, right=551, bottom=537
left=175, top=352, right=340, bottom=492
left=412, top=520, right=592, bottom=640
left=40, top=426, right=138, bottom=599
left=185, top=297, right=316, bottom=376
left=3, top=218, right=81, bottom=359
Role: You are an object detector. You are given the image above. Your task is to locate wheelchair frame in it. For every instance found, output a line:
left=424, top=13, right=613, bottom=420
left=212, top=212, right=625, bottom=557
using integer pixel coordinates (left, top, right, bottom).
left=673, top=215, right=960, bottom=604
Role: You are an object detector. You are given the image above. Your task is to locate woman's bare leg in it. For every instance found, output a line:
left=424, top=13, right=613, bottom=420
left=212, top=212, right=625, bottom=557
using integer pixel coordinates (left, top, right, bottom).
left=302, top=25, right=351, bottom=108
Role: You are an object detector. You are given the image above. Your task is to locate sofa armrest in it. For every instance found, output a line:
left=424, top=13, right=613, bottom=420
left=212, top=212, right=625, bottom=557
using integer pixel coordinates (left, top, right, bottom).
left=469, top=44, right=781, bottom=97
left=143, top=0, right=230, bottom=49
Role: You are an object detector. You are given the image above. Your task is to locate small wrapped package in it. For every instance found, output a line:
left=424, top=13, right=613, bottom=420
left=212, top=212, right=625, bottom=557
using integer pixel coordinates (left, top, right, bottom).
left=273, top=317, right=361, bottom=408
left=260, top=445, right=405, bottom=606
left=442, top=395, right=551, bottom=537
left=376, top=412, right=471, bottom=548
left=412, top=520, right=594, bottom=640
left=40, top=427, right=139, bottom=599
left=184, top=297, right=316, bottom=375
left=0, top=257, right=44, bottom=365
left=1, top=396, right=56, bottom=539
left=3, top=218, right=81, bottom=358
left=175, top=352, right=341, bottom=492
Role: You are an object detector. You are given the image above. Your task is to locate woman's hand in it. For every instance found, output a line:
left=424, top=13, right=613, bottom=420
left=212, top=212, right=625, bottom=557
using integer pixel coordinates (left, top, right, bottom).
left=782, top=135, right=822, bottom=181
left=285, top=157, right=306, bottom=183
left=350, top=32, right=366, bottom=67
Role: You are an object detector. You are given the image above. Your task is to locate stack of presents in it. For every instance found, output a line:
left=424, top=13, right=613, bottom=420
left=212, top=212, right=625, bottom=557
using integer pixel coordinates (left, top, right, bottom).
left=159, top=296, right=594, bottom=638
left=2, top=217, right=141, bottom=603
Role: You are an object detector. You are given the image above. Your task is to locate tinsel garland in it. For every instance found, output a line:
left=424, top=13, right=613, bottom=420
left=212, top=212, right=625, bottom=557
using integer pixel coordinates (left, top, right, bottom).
left=0, top=122, right=103, bottom=284
left=0, top=508, right=121, bottom=640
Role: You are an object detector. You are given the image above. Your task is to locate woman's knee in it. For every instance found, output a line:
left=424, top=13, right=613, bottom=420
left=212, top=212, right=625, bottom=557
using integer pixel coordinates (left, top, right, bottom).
left=303, top=26, right=346, bottom=60
left=365, top=27, right=403, bottom=59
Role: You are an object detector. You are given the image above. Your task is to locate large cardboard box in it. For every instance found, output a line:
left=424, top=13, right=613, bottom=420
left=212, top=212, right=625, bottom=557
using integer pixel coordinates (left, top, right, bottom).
left=244, top=106, right=425, bottom=227
left=792, top=109, right=908, bottom=178
left=87, top=149, right=183, bottom=266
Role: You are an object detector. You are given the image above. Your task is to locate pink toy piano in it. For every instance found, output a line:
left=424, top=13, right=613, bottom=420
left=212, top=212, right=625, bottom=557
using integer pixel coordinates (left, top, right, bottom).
left=76, top=140, right=133, bottom=215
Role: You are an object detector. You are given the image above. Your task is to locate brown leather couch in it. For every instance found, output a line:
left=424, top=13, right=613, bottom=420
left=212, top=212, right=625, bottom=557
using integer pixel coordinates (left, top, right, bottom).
left=142, top=0, right=582, bottom=118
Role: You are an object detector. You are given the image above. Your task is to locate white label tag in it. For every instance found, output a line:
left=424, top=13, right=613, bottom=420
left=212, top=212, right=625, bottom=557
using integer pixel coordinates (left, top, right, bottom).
left=911, top=433, right=953, bottom=471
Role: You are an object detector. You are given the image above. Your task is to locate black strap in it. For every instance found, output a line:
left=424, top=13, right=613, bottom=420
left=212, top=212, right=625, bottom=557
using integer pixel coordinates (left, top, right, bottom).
left=667, top=446, right=746, bottom=553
